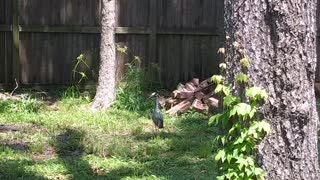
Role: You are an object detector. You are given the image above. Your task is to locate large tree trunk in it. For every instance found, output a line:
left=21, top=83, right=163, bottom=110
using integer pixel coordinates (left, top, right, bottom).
left=92, top=0, right=116, bottom=110
left=224, top=0, right=319, bottom=179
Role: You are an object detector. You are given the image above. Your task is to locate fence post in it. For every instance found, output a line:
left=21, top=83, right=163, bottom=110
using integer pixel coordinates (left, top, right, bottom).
left=12, top=0, right=20, bottom=83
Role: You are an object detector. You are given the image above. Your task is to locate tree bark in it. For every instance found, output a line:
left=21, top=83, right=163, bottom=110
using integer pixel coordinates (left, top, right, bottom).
left=92, top=0, right=116, bottom=110
left=224, top=0, right=319, bottom=179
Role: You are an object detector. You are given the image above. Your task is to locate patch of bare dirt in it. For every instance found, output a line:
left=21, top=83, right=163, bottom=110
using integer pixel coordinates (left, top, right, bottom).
left=4, top=142, right=29, bottom=151
left=0, top=124, right=20, bottom=132
left=32, top=146, right=57, bottom=161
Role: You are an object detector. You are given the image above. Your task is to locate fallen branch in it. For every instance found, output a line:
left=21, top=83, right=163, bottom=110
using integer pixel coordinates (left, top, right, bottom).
left=10, top=78, right=19, bottom=96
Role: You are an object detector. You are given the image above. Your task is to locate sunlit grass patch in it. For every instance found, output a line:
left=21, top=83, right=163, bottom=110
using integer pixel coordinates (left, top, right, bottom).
left=0, top=89, right=218, bottom=179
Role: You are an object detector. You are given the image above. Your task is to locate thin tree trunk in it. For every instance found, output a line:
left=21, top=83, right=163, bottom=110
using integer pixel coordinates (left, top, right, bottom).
left=224, top=0, right=319, bottom=179
left=92, top=0, right=116, bottom=110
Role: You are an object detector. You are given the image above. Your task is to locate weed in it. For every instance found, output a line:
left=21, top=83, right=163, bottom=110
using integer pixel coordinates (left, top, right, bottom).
left=114, top=53, right=154, bottom=113
left=210, top=59, right=270, bottom=180
left=0, top=96, right=43, bottom=114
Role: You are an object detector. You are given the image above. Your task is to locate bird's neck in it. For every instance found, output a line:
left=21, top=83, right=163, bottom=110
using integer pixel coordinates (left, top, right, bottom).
left=155, top=96, right=160, bottom=110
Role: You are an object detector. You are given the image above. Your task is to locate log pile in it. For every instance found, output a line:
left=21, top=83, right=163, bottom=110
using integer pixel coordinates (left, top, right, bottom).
left=162, top=78, right=219, bottom=116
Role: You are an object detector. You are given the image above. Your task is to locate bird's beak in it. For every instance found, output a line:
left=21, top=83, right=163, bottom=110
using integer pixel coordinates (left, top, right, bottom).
left=149, top=92, right=156, bottom=98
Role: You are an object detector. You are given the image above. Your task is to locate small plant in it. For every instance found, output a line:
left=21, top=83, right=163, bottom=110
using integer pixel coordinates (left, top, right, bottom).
left=61, top=54, right=94, bottom=102
left=72, top=54, right=90, bottom=85
left=2, top=95, right=43, bottom=113
left=113, top=45, right=153, bottom=112
left=210, top=58, right=271, bottom=180
left=63, top=85, right=81, bottom=99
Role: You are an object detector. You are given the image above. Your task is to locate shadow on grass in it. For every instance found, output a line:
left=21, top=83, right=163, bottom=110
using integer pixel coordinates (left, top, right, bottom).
left=0, top=113, right=218, bottom=179
left=105, top=113, right=218, bottom=179
left=49, top=113, right=218, bottom=179
left=0, top=145, right=48, bottom=180
left=54, top=128, right=98, bottom=180
left=0, top=159, right=48, bottom=180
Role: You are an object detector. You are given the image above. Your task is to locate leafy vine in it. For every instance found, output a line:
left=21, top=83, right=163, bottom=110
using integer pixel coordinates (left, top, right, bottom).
left=210, top=57, right=271, bottom=180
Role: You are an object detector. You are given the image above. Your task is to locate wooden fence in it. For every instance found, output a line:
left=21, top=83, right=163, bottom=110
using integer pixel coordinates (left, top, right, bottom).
left=0, top=0, right=224, bottom=88
left=2, top=0, right=319, bottom=88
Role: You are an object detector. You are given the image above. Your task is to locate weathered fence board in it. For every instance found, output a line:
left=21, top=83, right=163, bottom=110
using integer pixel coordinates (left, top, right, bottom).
left=117, top=0, right=149, bottom=27
left=0, top=0, right=12, bottom=86
left=0, top=32, right=12, bottom=85
left=0, top=0, right=12, bottom=24
left=19, top=0, right=101, bottom=26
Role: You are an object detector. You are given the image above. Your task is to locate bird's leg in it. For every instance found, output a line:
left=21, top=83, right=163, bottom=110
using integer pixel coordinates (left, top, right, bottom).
left=154, top=124, right=157, bottom=134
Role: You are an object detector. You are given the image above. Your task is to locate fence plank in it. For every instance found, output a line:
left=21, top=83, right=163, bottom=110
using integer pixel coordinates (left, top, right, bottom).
left=0, top=25, right=11, bottom=31
left=148, top=0, right=157, bottom=67
left=12, top=0, right=20, bottom=82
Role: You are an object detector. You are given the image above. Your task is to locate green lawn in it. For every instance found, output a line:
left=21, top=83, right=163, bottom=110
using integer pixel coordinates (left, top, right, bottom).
left=0, top=90, right=218, bottom=180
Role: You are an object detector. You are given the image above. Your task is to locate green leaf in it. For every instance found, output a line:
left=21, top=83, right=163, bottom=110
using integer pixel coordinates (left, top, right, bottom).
left=221, top=113, right=230, bottom=127
left=229, top=107, right=237, bottom=118
left=222, top=86, right=231, bottom=96
left=236, top=157, right=247, bottom=170
left=228, top=123, right=240, bottom=135
left=79, top=72, right=88, bottom=78
left=235, top=73, right=249, bottom=83
left=240, top=58, right=250, bottom=68
left=246, top=87, right=268, bottom=101
left=253, top=167, right=265, bottom=176
left=249, top=108, right=256, bottom=119
left=239, top=172, right=245, bottom=178
left=209, top=113, right=222, bottom=125
left=215, top=149, right=226, bottom=162
left=246, top=157, right=255, bottom=166
left=227, top=154, right=233, bottom=164
left=234, top=136, right=244, bottom=145
left=225, top=172, right=234, bottom=179
left=221, top=136, right=226, bottom=146
left=215, top=84, right=224, bottom=94
left=216, top=175, right=225, bottom=180
left=212, top=135, right=221, bottom=145
left=233, top=149, right=239, bottom=157
left=219, top=63, right=227, bottom=70
left=212, top=75, right=224, bottom=84
left=116, top=45, right=128, bottom=54
left=257, top=121, right=271, bottom=134
left=230, top=103, right=252, bottom=118
left=223, top=95, right=240, bottom=108
left=245, top=168, right=253, bottom=177
left=248, top=122, right=260, bottom=139
left=241, top=144, right=248, bottom=152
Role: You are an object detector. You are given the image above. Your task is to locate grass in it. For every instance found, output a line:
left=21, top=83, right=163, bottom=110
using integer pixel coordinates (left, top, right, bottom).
left=0, top=89, right=219, bottom=180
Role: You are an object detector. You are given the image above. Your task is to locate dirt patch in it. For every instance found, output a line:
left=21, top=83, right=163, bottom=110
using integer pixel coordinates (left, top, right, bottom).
left=32, top=146, right=57, bottom=161
left=4, top=142, right=29, bottom=151
left=0, top=124, right=20, bottom=132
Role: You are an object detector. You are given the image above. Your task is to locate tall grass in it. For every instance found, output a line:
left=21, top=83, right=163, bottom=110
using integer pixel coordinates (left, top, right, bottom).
left=0, top=95, right=43, bottom=114
left=114, top=54, right=161, bottom=113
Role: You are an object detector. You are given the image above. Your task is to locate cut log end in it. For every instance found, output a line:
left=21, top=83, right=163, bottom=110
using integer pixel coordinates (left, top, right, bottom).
left=165, top=78, right=218, bottom=116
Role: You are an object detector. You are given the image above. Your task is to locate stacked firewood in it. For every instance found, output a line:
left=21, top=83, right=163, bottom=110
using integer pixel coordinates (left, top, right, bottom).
left=159, top=78, right=219, bottom=116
